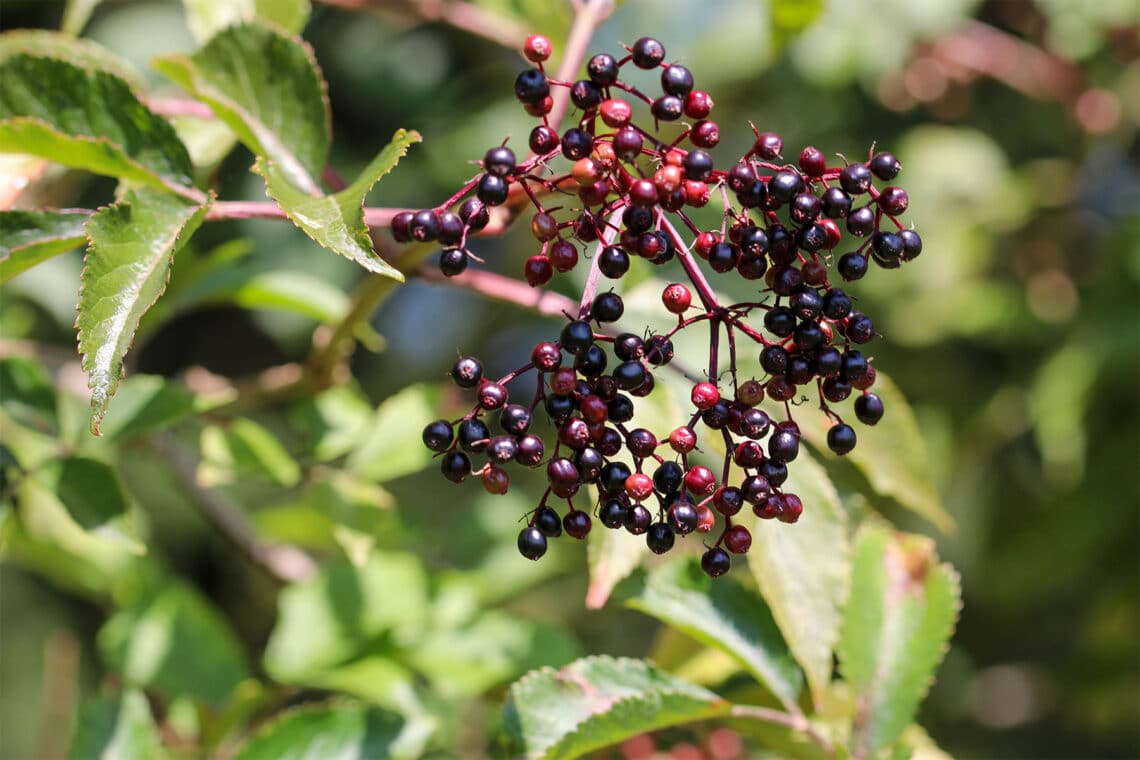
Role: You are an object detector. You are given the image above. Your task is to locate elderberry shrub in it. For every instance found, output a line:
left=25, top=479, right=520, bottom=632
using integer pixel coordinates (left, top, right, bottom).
left=410, top=35, right=926, bottom=577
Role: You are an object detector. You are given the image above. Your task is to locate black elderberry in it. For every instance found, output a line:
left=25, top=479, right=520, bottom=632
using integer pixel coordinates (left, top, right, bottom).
left=627, top=428, right=658, bottom=457
left=575, top=447, right=604, bottom=482
left=760, top=345, right=789, bottom=375
left=770, top=266, right=804, bottom=297
left=763, top=307, right=796, bottom=339
left=613, top=127, right=644, bottom=162
left=840, top=163, right=873, bottom=194
left=451, top=356, right=483, bottom=388
left=560, top=320, right=593, bottom=354
left=653, top=461, right=684, bottom=494
left=739, top=225, right=769, bottom=256
left=570, top=79, right=603, bottom=110
left=534, top=505, right=563, bottom=537
left=529, top=124, right=559, bottom=154
left=797, top=224, right=828, bottom=253
left=791, top=192, right=822, bottom=225
left=754, top=132, right=783, bottom=160
left=644, top=335, right=674, bottom=366
left=845, top=206, right=876, bottom=237
left=518, top=527, right=548, bottom=560
left=440, top=450, right=471, bottom=483
left=545, top=393, right=574, bottom=422
left=457, top=418, right=490, bottom=453
left=788, top=355, right=814, bottom=385
left=871, top=231, right=903, bottom=265
left=559, top=417, right=591, bottom=449
left=574, top=344, right=609, bottom=377
left=487, top=435, right=519, bottom=463
left=708, top=242, right=739, bottom=273
left=483, top=146, right=516, bottom=176
left=515, top=434, right=545, bottom=466
left=410, top=209, right=440, bottom=242
left=854, top=392, right=885, bottom=425
left=899, top=229, right=923, bottom=260
left=661, top=64, right=694, bottom=96
left=514, top=68, right=549, bottom=104
left=477, top=174, right=509, bottom=205
left=437, top=212, right=464, bottom=245
left=561, top=128, right=594, bottom=160
left=591, top=292, right=624, bottom=323
left=838, top=252, right=869, bottom=281
left=714, top=486, right=744, bottom=516
left=793, top=321, right=825, bottom=351
left=822, top=288, right=853, bottom=320
left=587, top=53, right=619, bottom=86
left=391, top=211, right=414, bottom=242
left=630, top=373, right=655, bottom=398
left=599, top=498, right=627, bottom=529
left=701, top=547, right=731, bottom=577
left=827, top=423, right=857, bottom=455
left=646, top=522, right=675, bottom=553
left=814, top=346, right=843, bottom=378
left=458, top=198, right=489, bottom=231
left=478, top=382, right=508, bottom=410
left=682, top=149, right=714, bottom=181
left=607, top=393, right=635, bottom=423
left=651, top=95, right=684, bottom=122
left=790, top=289, right=823, bottom=320
left=564, top=510, right=592, bottom=539
left=599, top=461, right=633, bottom=495
left=845, top=313, right=876, bottom=344
left=822, top=376, right=852, bottom=403
left=759, top=459, right=788, bottom=487
left=422, top=420, right=453, bottom=452
left=631, top=37, right=666, bottom=69
left=598, top=245, right=630, bottom=278
left=768, top=170, right=805, bottom=203
left=668, top=499, right=699, bottom=535
left=613, top=360, right=647, bottom=391
left=625, top=504, right=652, bottom=534
left=870, top=151, right=901, bottom=180
left=439, top=248, right=468, bottom=276
left=841, top=350, right=869, bottom=384
left=740, top=408, right=771, bottom=439
left=727, top=163, right=757, bottom=193
left=622, top=206, right=654, bottom=234
left=821, top=187, right=852, bottom=218
left=768, top=429, right=800, bottom=463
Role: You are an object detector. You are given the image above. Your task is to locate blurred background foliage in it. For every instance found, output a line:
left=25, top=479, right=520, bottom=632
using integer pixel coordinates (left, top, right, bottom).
left=0, top=0, right=1137, bottom=757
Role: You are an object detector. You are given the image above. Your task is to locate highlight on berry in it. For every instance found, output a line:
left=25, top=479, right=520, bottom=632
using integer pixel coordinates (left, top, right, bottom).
left=408, top=35, right=921, bottom=577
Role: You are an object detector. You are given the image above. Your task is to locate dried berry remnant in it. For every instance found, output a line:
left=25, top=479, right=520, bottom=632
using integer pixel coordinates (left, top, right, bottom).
left=408, top=36, right=924, bottom=577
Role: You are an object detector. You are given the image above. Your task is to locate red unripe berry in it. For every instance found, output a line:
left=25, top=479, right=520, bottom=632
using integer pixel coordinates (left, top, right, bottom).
left=523, top=34, right=552, bottom=62
left=482, top=466, right=510, bottom=494
left=691, top=381, right=720, bottom=410
left=684, top=90, right=714, bottom=119
left=684, top=180, right=710, bottom=207
left=696, top=504, right=716, bottom=533
left=690, top=119, right=720, bottom=148
left=799, top=145, right=826, bottom=177
left=684, top=465, right=716, bottom=496
left=802, top=257, right=828, bottom=286
left=548, top=239, right=579, bottom=272
left=653, top=164, right=684, bottom=194
left=662, top=283, right=692, bottom=314
left=628, top=179, right=658, bottom=207
left=580, top=394, right=608, bottom=424
left=524, top=255, right=552, bottom=286
left=737, top=379, right=764, bottom=406
left=578, top=179, right=611, bottom=207
left=778, top=493, right=803, bottom=523
left=724, top=524, right=752, bottom=554
left=550, top=367, right=577, bottom=395
left=600, top=98, right=632, bottom=128
left=571, top=158, right=601, bottom=186
left=531, top=341, right=561, bottom=371
left=694, top=231, right=719, bottom=259
left=820, top=218, right=841, bottom=249
left=733, top=440, right=763, bottom=467
left=625, top=473, right=654, bottom=500
left=669, top=426, right=697, bottom=453
left=523, top=96, right=553, bottom=117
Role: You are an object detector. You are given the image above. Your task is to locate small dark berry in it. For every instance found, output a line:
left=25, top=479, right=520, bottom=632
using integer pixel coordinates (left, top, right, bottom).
left=515, top=434, right=545, bottom=466
left=591, top=292, right=624, bottom=323
left=899, top=229, right=923, bottom=260
left=570, top=79, right=603, bottom=110
left=440, top=450, right=471, bottom=483
left=625, top=504, right=652, bottom=534
left=754, top=132, right=782, bottom=160
left=598, top=245, right=631, bottom=278
left=651, top=95, right=684, bottom=121
left=457, top=418, right=490, bottom=453
left=768, top=429, right=800, bottom=463
left=514, top=68, right=549, bottom=104
left=661, top=64, right=694, bottom=96
left=451, top=356, right=483, bottom=388
left=391, top=211, right=414, bottom=242
left=560, top=319, right=594, bottom=354
left=631, top=37, right=666, bottom=69
left=587, top=53, right=619, bottom=85
left=682, top=149, right=714, bottom=181
left=486, top=435, right=519, bottom=463
left=439, top=247, right=468, bottom=276
left=870, top=151, right=901, bottom=180
left=410, top=209, right=440, bottom=242
left=724, top=524, right=752, bottom=554
left=854, top=392, right=885, bottom=425
left=518, top=527, right=548, bottom=560
left=701, top=547, right=731, bottom=577
left=646, top=522, right=675, bottom=553
left=478, top=382, right=508, bottom=410
left=840, top=163, right=873, bottom=194
left=477, top=174, right=509, bottom=205
left=563, top=510, right=592, bottom=539
left=838, top=252, right=869, bottom=281
left=422, top=419, right=453, bottom=452
left=561, top=128, right=594, bottom=160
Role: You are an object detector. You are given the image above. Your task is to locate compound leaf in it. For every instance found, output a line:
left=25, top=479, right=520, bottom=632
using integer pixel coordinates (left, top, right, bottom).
left=503, top=656, right=730, bottom=760
left=153, top=22, right=328, bottom=194
left=615, top=559, right=802, bottom=709
left=749, top=449, right=850, bottom=709
left=78, top=189, right=208, bottom=434
left=0, top=209, right=88, bottom=282
left=256, top=128, right=420, bottom=279
left=837, top=524, right=961, bottom=757
left=0, top=54, right=194, bottom=193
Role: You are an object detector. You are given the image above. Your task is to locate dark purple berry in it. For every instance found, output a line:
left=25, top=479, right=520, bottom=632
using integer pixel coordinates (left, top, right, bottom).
left=854, top=392, right=885, bottom=425
left=701, top=547, right=731, bottom=577
left=838, top=252, right=869, bottom=281
left=483, top=146, right=516, bottom=176
left=516, top=434, right=545, bottom=466
left=451, top=356, right=483, bottom=388
left=840, top=163, right=873, bottom=194
left=563, top=510, right=592, bottom=539
left=561, top=128, right=594, bottom=160
left=661, top=64, right=694, bottom=96
left=625, top=504, right=652, bottom=534
left=514, top=68, right=549, bottom=104
left=477, top=174, right=509, bottom=205
left=599, top=498, right=627, bottom=529
left=422, top=419, right=453, bottom=452
left=518, top=527, right=548, bottom=560
left=651, top=95, right=684, bottom=121
left=587, top=53, right=619, bottom=85
left=646, top=522, right=675, bottom=553
left=439, top=247, right=468, bottom=276
left=591, top=292, right=624, bottom=323
left=560, top=320, right=593, bottom=354
left=827, top=423, right=857, bottom=455
left=457, top=418, right=489, bottom=453
left=599, top=245, right=630, bottom=278
left=631, top=37, right=666, bottom=69
left=440, top=450, right=471, bottom=483
left=870, top=152, right=901, bottom=180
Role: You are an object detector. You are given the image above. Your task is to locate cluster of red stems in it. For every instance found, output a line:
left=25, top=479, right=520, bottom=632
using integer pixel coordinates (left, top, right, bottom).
left=408, top=35, right=922, bottom=577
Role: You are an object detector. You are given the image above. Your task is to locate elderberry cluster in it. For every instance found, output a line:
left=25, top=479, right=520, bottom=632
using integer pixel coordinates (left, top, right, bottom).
left=411, top=35, right=922, bottom=577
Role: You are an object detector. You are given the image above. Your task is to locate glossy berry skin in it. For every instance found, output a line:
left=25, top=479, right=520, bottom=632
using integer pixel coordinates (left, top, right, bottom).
left=840, top=163, right=873, bottom=194
left=533, top=505, right=563, bottom=537
left=854, top=392, right=885, bottom=425
left=440, top=450, right=471, bottom=483
left=422, top=420, right=453, bottom=452
left=684, top=465, right=716, bottom=496
left=661, top=64, right=694, bottom=96
left=563, top=510, right=592, bottom=539
left=483, top=146, right=516, bottom=176
left=518, top=527, right=548, bottom=560
left=477, top=174, right=509, bottom=205
left=625, top=504, right=652, bottom=534
left=631, top=37, right=666, bottom=68
left=662, top=283, right=692, bottom=313
left=651, top=95, right=684, bottom=122
left=646, top=522, right=675, bottom=554
left=599, top=245, right=630, bottom=278
left=870, top=151, right=901, bottom=180
left=668, top=499, right=699, bottom=535
left=561, top=128, right=594, bottom=160
left=691, top=382, right=720, bottom=410
left=591, top=292, right=624, bottom=323
left=439, top=248, right=468, bottom=276
left=514, top=69, right=549, bottom=104
left=827, top=423, right=857, bottom=455
left=560, top=320, right=593, bottom=354
left=723, top=524, right=752, bottom=554
left=701, top=547, right=731, bottom=577
left=599, top=499, right=627, bottom=529
left=587, top=53, right=619, bottom=86
left=529, top=125, right=559, bottom=154
left=451, top=356, right=483, bottom=388
left=523, top=34, right=551, bottom=62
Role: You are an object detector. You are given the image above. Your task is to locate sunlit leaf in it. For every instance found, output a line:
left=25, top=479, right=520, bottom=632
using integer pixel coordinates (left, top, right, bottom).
left=78, top=189, right=209, bottom=435
left=0, top=55, right=194, bottom=192
left=199, top=417, right=300, bottom=487
left=95, top=375, right=200, bottom=441
left=346, top=384, right=436, bottom=482
left=232, top=269, right=349, bottom=324
left=182, top=0, right=311, bottom=43
left=503, top=656, right=730, bottom=760
left=749, top=449, right=849, bottom=708
left=0, top=30, right=143, bottom=90
left=234, top=702, right=423, bottom=760
left=0, top=209, right=88, bottom=282
left=615, top=558, right=803, bottom=709
left=68, top=689, right=161, bottom=760
left=838, top=523, right=961, bottom=757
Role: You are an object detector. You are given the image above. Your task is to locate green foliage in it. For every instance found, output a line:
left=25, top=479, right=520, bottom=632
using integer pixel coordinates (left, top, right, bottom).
left=233, top=703, right=423, bottom=760
left=68, top=689, right=162, bottom=760
left=0, top=209, right=89, bottom=283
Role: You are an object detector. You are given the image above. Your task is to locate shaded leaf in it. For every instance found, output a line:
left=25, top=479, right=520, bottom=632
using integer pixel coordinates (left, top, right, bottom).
left=98, top=582, right=251, bottom=706
left=0, top=55, right=194, bottom=192
left=503, top=656, right=730, bottom=760
left=749, top=449, right=850, bottom=708
left=199, top=418, right=301, bottom=487
left=615, top=559, right=802, bottom=709
left=68, top=689, right=161, bottom=760
left=0, top=355, right=57, bottom=431
left=78, top=189, right=208, bottom=435
left=183, top=0, right=311, bottom=42
left=0, top=209, right=88, bottom=282
left=799, top=371, right=954, bottom=533
left=255, top=128, right=420, bottom=279
left=37, top=455, right=129, bottom=532
left=234, top=702, right=422, bottom=760
left=346, top=384, right=436, bottom=482
left=232, top=269, right=349, bottom=324
left=264, top=552, right=429, bottom=681
left=95, top=375, right=200, bottom=440
left=838, top=524, right=961, bottom=757
left=291, top=385, right=372, bottom=462
left=586, top=523, right=648, bottom=611
left=153, top=23, right=328, bottom=193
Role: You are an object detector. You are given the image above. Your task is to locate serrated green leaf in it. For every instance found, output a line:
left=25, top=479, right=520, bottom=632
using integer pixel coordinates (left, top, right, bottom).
left=98, top=582, right=251, bottom=706
left=183, top=0, right=311, bottom=42
left=78, top=189, right=208, bottom=435
left=36, top=455, right=129, bottom=532
left=837, top=524, right=961, bottom=757
left=255, top=128, right=420, bottom=279
left=346, top=384, right=435, bottom=482
left=0, top=209, right=88, bottom=282
left=0, top=55, right=195, bottom=193
left=264, top=551, right=429, bottom=682
left=0, top=30, right=143, bottom=89
left=68, top=689, right=162, bottom=760
left=96, top=375, right=200, bottom=440
left=615, top=559, right=803, bottom=709
left=749, top=449, right=850, bottom=709
left=153, top=23, right=328, bottom=193
left=503, top=656, right=730, bottom=760
left=0, top=355, right=58, bottom=432
left=234, top=702, right=422, bottom=760
left=199, top=417, right=300, bottom=487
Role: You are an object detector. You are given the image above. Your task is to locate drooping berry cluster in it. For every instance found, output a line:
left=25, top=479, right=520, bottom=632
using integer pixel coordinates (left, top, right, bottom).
left=410, top=35, right=922, bottom=577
